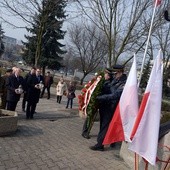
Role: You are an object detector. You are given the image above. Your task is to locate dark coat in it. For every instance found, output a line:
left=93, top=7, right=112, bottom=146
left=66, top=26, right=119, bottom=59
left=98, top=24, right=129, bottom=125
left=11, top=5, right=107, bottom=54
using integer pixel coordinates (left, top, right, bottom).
left=26, top=74, right=41, bottom=103
left=44, top=75, right=53, bottom=87
left=6, top=74, right=25, bottom=102
left=23, top=72, right=31, bottom=91
left=37, top=75, right=44, bottom=84
left=67, top=84, right=76, bottom=99
left=1, top=75, right=8, bottom=98
left=97, top=74, right=127, bottom=109
left=0, top=76, right=6, bottom=109
left=96, top=74, right=127, bottom=146
left=0, top=76, right=5, bottom=94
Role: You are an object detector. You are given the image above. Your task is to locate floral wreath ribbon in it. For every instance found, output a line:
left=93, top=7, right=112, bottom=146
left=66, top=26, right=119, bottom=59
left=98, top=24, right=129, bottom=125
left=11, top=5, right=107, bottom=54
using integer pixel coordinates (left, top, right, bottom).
left=82, top=75, right=102, bottom=116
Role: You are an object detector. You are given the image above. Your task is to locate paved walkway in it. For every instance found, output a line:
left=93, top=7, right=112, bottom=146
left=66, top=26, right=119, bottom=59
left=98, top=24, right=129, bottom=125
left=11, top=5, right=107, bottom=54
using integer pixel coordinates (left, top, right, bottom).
left=0, top=88, right=130, bottom=170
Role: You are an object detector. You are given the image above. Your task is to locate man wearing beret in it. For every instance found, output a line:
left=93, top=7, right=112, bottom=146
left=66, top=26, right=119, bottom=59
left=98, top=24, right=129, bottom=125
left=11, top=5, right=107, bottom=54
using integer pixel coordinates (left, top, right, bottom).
left=90, top=65, right=127, bottom=151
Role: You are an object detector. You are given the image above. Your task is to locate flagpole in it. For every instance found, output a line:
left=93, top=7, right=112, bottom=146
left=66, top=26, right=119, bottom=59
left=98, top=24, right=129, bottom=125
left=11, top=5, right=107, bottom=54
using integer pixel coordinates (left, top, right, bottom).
left=145, top=161, right=148, bottom=170
left=138, top=1, right=158, bottom=87
left=135, top=153, right=139, bottom=170
left=134, top=53, right=139, bottom=170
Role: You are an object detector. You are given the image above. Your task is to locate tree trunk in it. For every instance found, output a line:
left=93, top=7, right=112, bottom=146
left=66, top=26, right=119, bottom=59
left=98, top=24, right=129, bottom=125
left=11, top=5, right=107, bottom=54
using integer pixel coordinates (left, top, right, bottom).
left=42, top=66, right=46, bottom=77
left=80, top=73, right=87, bottom=85
left=35, top=24, right=44, bottom=67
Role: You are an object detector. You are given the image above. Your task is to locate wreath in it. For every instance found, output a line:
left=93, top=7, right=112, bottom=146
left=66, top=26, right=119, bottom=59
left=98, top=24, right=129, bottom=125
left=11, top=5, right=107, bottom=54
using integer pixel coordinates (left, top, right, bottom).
left=78, top=72, right=105, bottom=121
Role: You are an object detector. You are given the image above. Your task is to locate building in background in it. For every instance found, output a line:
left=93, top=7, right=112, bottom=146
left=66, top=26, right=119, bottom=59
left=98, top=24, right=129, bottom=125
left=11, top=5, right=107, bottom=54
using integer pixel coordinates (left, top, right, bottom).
left=3, top=35, right=17, bottom=51
left=1, top=35, right=23, bottom=62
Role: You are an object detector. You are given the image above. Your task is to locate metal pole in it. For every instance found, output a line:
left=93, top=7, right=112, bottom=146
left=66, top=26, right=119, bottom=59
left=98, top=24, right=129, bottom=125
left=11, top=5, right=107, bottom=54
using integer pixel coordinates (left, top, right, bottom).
left=138, top=1, right=158, bottom=87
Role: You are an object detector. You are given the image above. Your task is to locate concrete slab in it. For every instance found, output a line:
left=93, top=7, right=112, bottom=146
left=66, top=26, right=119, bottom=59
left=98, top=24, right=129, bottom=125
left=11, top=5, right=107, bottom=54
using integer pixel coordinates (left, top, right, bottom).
left=0, top=87, right=130, bottom=170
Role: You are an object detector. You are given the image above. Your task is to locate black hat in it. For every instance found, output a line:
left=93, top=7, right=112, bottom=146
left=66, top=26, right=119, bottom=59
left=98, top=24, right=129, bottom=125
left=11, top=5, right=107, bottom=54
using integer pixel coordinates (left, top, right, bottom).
left=6, top=68, right=13, bottom=73
left=105, top=68, right=113, bottom=74
left=112, top=64, right=124, bottom=72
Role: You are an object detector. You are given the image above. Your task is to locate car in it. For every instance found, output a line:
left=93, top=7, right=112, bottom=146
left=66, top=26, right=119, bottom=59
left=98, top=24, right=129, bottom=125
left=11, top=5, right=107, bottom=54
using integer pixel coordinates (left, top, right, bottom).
left=18, top=61, right=25, bottom=65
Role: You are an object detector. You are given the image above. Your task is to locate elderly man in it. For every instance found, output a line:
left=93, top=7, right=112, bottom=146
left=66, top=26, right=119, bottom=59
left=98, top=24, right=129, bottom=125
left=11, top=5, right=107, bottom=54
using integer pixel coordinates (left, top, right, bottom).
left=6, top=67, right=25, bottom=111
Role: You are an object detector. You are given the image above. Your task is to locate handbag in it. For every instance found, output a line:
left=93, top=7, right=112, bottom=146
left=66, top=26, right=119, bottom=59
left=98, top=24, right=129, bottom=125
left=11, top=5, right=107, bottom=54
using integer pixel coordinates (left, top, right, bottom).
left=63, top=91, right=67, bottom=96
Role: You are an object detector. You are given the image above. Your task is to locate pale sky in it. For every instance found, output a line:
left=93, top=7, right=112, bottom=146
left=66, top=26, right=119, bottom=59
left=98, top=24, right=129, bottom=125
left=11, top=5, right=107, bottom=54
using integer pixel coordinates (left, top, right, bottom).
left=1, top=2, right=79, bottom=42
left=4, top=25, right=27, bottom=41
left=1, top=12, right=29, bottom=41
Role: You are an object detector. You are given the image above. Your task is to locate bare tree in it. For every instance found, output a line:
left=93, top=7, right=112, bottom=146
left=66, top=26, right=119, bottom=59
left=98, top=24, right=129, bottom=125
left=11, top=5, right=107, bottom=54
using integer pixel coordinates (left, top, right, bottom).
left=0, top=0, right=39, bottom=27
left=151, top=19, right=170, bottom=96
left=2, top=0, right=170, bottom=69
left=73, top=0, right=166, bottom=67
left=0, top=0, right=76, bottom=28
left=63, top=47, right=76, bottom=75
left=68, top=23, right=107, bottom=84
left=0, top=0, right=67, bottom=68
left=0, top=0, right=44, bottom=67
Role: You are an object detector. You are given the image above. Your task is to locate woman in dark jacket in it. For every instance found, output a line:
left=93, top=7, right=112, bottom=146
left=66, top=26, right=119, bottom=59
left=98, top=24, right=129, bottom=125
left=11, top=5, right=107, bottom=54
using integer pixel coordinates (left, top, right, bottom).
left=66, top=81, right=76, bottom=109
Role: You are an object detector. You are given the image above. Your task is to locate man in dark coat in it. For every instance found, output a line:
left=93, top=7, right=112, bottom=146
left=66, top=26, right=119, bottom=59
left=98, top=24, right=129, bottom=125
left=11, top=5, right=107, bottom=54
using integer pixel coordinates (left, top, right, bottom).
left=0, top=66, right=4, bottom=109
left=22, top=67, right=36, bottom=112
left=6, top=67, right=25, bottom=111
left=90, top=65, right=127, bottom=151
left=82, top=70, right=112, bottom=139
left=0, top=69, right=13, bottom=109
left=40, top=71, right=53, bottom=99
left=26, top=68, right=43, bottom=119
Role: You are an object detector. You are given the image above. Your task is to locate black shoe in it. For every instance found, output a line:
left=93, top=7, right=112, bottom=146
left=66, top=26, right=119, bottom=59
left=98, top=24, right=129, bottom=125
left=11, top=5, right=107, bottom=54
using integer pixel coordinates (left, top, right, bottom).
left=90, top=145, right=104, bottom=151
left=110, top=143, right=116, bottom=148
left=82, top=133, right=90, bottom=139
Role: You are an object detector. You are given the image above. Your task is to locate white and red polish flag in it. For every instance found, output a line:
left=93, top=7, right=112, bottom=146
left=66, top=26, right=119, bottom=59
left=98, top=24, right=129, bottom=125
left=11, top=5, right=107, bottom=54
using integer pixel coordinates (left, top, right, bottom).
left=103, top=55, right=138, bottom=144
left=154, top=0, right=162, bottom=6
left=129, top=50, right=163, bottom=165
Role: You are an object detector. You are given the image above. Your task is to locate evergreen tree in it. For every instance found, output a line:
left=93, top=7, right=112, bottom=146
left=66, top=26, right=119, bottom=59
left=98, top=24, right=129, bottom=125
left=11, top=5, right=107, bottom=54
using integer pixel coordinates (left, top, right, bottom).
left=140, top=58, right=152, bottom=91
left=22, top=0, right=67, bottom=72
left=0, top=24, right=5, bottom=58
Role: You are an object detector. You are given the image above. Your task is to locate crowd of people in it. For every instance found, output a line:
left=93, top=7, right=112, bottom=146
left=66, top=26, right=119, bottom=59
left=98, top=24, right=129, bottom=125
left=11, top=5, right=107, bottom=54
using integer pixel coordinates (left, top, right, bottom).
left=0, top=66, right=77, bottom=119
left=1, top=64, right=126, bottom=151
